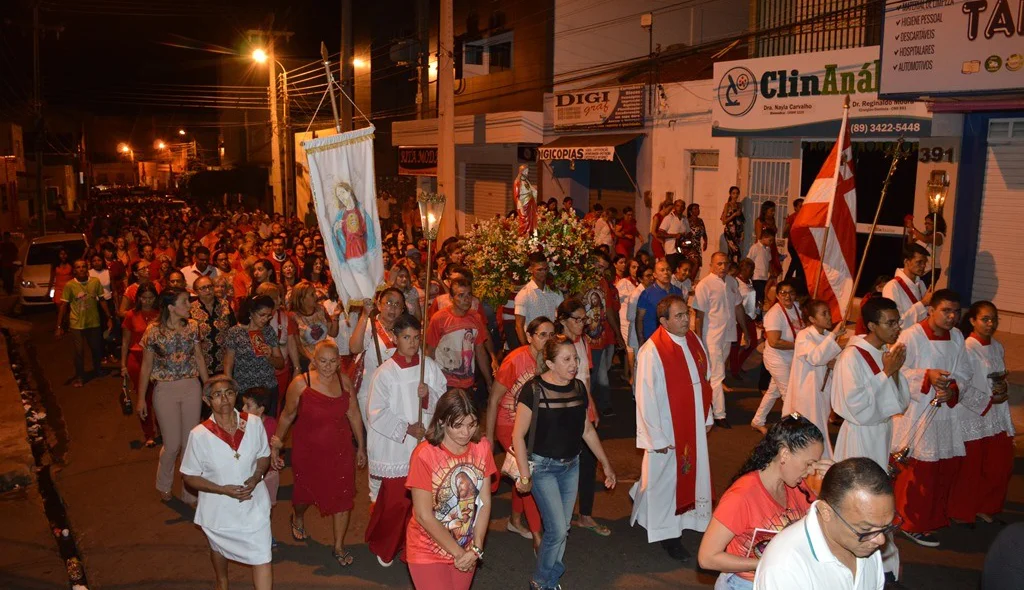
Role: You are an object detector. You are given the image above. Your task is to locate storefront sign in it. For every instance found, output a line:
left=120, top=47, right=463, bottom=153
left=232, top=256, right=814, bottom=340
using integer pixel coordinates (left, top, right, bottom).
left=880, top=1, right=1024, bottom=98
left=537, top=145, right=615, bottom=161
left=712, top=46, right=932, bottom=138
left=398, top=146, right=437, bottom=176
left=553, top=84, right=645, bottom=131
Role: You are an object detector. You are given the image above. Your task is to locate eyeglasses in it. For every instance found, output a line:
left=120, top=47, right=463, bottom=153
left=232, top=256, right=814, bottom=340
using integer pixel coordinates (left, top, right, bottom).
left=208, top=389, right=237, bottom=400
left=777, top=290, right=796, bottom=296
left=568, top=315, right=586, bottom=323
left=830, top=506, right=903, bottom=543
left=382, top=300, right=403, bottom=308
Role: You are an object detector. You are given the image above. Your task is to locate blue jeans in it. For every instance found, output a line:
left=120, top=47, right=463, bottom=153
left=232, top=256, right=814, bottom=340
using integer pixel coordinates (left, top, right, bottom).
left=529, top=453, right=580, bottom=588
left=715, top=573, right=754, bottom=590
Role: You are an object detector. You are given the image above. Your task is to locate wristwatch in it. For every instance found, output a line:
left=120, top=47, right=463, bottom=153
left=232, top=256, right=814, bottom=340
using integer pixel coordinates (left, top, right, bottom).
left=517, top=475, right=530, bottom=485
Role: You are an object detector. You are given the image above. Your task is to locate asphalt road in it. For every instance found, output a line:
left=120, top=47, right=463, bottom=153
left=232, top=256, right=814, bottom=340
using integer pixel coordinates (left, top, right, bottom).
left=10, top=307, right=1020, bottom=589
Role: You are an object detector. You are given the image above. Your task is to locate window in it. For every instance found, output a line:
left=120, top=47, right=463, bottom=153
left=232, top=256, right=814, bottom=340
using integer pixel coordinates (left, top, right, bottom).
left=465, top=43, right=484, bottom=66
left=489, top=42, right=511, bottom=71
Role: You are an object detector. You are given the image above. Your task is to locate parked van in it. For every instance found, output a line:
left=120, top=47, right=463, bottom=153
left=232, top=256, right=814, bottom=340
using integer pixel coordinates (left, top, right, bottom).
left=18, top=233, right=89, bottom=306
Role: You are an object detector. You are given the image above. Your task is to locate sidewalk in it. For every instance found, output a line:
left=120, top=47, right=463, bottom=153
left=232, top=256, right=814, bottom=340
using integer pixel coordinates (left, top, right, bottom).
left=0, top=334, right=69, bottom=590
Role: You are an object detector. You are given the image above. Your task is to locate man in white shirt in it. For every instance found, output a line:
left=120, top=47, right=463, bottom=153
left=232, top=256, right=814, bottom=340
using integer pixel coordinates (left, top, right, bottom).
left=692, top=252, right=746, bottom=428
left=881, top=244, right=931, bottom=329
left=658, top=200, right=690, bottom=268
left=181, top=245, right=218, bottom=292
left=754, top=457, right=893, bottom=590
left=513, top=252, right=564, bottom=345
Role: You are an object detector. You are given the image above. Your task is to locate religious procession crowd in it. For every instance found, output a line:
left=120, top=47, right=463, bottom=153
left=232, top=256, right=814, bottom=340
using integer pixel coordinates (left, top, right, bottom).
left=45, top=187, right=1015, bottom=590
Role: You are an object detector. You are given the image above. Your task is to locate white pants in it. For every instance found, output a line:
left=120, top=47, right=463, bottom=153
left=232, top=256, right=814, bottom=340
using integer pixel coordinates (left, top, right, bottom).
left=753, top=350, right=791, bottom=427
left=708, top=339, right=731, bottom=420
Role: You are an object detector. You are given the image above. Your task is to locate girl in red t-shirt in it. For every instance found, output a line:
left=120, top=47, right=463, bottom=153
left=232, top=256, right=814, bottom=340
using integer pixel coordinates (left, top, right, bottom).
left=697, top=415, right=832, bottom=590
left=485, top=316, right=556, bottom=550
left=406, top=390, right=496, bottom=590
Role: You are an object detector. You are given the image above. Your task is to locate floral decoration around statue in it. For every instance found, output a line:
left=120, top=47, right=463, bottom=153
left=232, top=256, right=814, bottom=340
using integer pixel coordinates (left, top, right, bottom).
left=463, top=208, right=599, bottom=309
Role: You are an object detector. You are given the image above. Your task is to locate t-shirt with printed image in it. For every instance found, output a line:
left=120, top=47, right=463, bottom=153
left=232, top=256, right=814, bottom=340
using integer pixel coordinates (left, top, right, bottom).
left=405, top=438, right=497, bottom=564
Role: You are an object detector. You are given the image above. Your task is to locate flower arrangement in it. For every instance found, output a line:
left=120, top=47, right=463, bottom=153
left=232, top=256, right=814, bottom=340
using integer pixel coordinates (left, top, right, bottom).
left=463, top=209, right=599, bottom=308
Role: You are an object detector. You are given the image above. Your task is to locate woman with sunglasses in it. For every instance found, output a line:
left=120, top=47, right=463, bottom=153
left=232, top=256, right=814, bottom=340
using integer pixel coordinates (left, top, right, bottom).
left=697, top=415, right=831, bottom=590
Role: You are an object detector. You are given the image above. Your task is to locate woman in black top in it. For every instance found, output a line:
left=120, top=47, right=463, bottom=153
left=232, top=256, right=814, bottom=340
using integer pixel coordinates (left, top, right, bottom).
left=512, top=335, right=616, bottom=590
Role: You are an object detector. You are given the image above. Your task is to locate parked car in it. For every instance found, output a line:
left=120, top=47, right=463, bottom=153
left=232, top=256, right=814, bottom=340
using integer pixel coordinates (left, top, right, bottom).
left=18, top=233, right=89, bottom=306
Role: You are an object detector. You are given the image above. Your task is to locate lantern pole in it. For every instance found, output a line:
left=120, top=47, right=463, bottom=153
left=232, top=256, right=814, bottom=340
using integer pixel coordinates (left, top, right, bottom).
left=926, top=172, right=949, bottom=289
left=417, top=192, right=446, bottom=425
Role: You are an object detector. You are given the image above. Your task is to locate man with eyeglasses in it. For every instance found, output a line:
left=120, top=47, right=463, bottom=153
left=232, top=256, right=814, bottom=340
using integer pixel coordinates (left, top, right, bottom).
left=890, top=289, right=975, bottom=549
left=754, top=457, right=894, bottom=590
left=882, top=244, right=932, bottom=330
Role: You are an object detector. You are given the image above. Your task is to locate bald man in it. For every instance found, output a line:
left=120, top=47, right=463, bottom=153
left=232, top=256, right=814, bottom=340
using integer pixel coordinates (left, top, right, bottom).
left=692, top=252, right=748, bottom=429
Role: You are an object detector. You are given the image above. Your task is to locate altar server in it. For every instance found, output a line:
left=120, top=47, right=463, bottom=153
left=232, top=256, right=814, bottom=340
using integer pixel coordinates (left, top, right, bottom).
left=881, top=244, right=930, bottom=330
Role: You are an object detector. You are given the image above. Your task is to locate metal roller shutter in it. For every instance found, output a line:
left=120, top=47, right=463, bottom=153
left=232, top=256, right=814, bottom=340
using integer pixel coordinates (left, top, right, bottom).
left=464, top=163, right=514, bottom=227
left=973, top=119, right=1024, bottom=313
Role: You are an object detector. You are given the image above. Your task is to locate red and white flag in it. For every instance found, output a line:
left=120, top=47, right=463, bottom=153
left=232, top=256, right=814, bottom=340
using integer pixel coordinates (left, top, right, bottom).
left=790, top=105, right=857, bottom=323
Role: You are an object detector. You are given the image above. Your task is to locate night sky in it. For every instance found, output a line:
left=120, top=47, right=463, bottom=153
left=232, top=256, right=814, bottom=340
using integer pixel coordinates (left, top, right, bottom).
left=0, top=0, right=344, bottom=120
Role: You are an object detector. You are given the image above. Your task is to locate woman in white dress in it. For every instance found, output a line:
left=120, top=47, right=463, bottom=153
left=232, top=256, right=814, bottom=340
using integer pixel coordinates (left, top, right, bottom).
left=783, top=299, right=846, bottom=459
left=180, top=375, right=273, bottom=590
left=752, top=280, right=802, bottom=433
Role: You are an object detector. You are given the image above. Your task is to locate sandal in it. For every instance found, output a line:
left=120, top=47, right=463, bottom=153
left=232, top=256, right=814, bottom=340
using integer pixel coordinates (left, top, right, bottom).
left=333, top=548, right=354, bottom=567
left=574, top=518, right=611, bottom=537
left=290, top=515, right=309, bottom=541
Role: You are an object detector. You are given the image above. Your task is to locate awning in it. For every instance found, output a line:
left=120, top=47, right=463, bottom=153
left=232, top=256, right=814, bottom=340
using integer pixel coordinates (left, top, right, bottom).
left=538, top=133, right=642, bottom=161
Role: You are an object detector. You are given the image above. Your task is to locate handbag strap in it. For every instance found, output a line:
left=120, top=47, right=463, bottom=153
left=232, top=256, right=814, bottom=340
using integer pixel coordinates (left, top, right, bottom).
left=526, top=381, right=543, bottom=457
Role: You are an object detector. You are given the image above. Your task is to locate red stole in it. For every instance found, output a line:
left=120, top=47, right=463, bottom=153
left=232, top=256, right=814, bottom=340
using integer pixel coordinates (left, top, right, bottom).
left=649, top=327, right=712, bottom=515
left=203, top=412, right=249, bottom=458
left=854, top=345, right=881, bottom=374
left=774, top=302, right=802, bottom=340
left=894, top=276, right=919, bottom=304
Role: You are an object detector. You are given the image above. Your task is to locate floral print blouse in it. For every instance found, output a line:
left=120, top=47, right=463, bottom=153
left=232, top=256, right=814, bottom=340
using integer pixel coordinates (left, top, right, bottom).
left=190, top=298, right=236, bottom=373
left=140, top=320, right=202, bottom=381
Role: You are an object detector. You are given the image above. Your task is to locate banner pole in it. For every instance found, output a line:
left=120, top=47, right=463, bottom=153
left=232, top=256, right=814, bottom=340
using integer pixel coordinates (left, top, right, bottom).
left=320, top=42, right=342, bottom=133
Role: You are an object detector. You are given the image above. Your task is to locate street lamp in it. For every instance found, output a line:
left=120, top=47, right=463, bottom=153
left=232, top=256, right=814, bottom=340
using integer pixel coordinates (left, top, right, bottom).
left=252, top=47, right=292, bottom=218
left=156, top=141, right=167, bottom=150
left=926, top=170, right=949, bottom=287
left=178, top=129, right=186, bottom=136
left=416, top=191, right=446, bottom=421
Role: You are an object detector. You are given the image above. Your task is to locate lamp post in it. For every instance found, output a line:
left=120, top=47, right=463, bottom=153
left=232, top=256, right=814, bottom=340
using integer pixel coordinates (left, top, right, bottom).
left=926, top=171, right=949, bottom=288
left=417, top=191, right=446, bottom=423
left=253, top=47, right=292, bottom=218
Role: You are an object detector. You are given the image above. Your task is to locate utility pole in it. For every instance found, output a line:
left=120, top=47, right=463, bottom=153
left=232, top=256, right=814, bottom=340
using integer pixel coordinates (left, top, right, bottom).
left=247, top=26, right=292, bottom=216
left=340, top=0, right=354, bottom=131
left=280, top=68, right=292, bottom=219
left=416, top=0, right=430, bottom=119
left=29, top=2, right=62, bottom=234
left=437, top=0, right=456, bottom=240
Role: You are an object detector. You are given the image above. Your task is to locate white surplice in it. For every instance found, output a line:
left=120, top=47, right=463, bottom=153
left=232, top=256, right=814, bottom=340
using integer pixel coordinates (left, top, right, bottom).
left=890, top=324, right=975, bottom=461
left=366, top=356, right=447, bottom=479
left=958, top=337, right=1014, bottom=442
left=783, top=326, right=842, bottom=458
left=831, top=336, right=910, bottom=469
left=881, top=269, right=928, bottom=330
left=630, top=331, right=713, bottom=542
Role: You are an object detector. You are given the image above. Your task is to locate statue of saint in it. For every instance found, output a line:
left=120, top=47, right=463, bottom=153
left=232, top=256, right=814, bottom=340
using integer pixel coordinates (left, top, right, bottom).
left=513, top=164, right=537, bottom=236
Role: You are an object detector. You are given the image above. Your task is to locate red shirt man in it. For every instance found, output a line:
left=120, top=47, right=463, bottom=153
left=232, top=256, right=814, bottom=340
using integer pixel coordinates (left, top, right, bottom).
left=425, top=278, right=493, bottom=391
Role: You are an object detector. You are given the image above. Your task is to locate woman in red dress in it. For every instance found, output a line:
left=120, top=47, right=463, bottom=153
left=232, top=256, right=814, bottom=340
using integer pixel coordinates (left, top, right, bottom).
left=120, top=283, right=160, bottom=447
left=271, top=340, right=367, bottom=566
left=51, top=247, right=73, bottom=305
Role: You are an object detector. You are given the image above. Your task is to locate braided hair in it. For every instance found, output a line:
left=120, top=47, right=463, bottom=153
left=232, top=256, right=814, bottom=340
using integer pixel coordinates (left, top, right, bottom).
left=733, top=415, right=824, bottom=502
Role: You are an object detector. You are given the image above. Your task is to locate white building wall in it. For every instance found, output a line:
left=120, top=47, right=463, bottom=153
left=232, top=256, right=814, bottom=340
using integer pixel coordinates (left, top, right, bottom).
left=650, top=79, right=739, bottom=270
left=554, top=0, right=748, bottom=91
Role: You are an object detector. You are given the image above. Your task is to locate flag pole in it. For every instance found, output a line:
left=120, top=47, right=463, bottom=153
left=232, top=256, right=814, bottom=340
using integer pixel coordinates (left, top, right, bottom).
left=320, top=42, right=342, bottom=133
left=842, top=135, right=908, bottom=324
left=820, top=135, right=909, bottom=392
left=812, top=95, right=850, bottom=298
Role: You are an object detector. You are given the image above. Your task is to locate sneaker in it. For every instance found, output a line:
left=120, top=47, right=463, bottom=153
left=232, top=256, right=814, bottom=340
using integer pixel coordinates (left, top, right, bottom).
left=377, top=555, right=394, bottom=568
left=901, top=530, right=940, bottom=547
